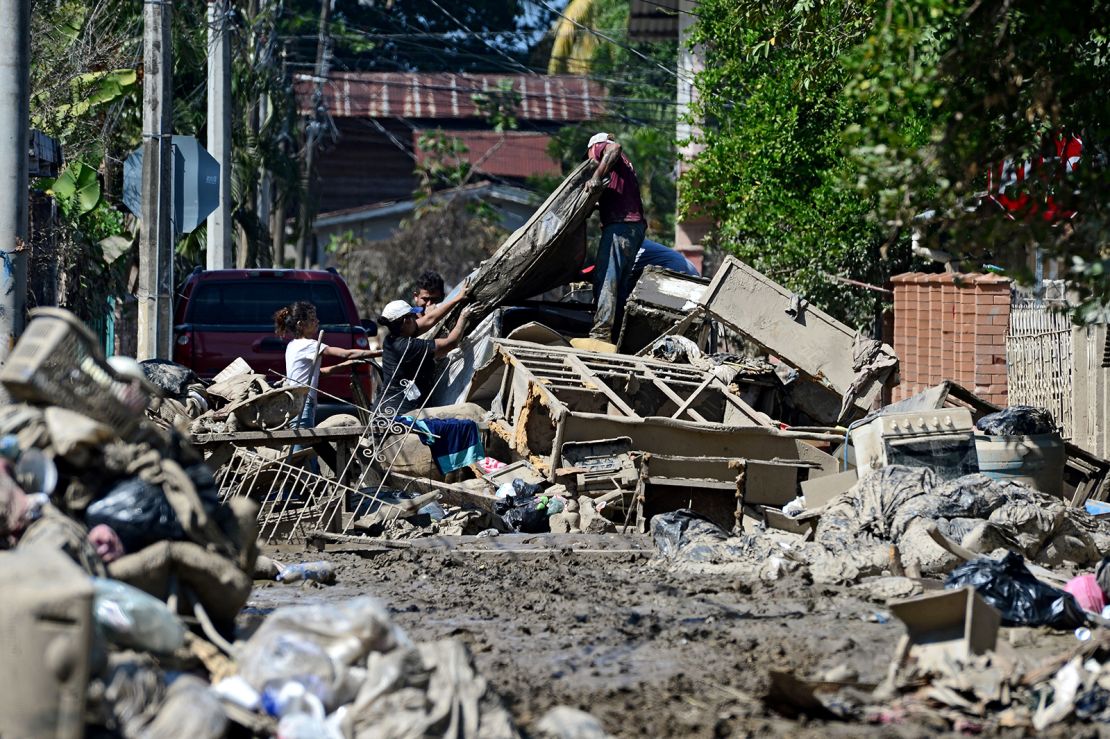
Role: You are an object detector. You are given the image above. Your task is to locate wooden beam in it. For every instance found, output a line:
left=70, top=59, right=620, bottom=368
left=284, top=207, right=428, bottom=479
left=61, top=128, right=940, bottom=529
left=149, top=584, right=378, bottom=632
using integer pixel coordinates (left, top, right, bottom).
left=564, top=354, right=639, bottom=417
left=386, top=471, right=499, bottom=513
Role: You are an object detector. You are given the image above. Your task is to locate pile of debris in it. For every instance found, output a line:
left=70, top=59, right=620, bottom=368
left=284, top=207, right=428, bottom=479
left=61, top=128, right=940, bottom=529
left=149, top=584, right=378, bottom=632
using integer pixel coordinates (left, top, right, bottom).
left=5, top=163, right=1110, bottom=736
left=0, top=308, right=603, bottom=739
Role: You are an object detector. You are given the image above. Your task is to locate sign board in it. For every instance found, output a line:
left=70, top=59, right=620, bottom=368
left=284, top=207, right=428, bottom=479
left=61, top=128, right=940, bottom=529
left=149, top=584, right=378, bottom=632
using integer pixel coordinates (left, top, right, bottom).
left=123, top=135, right=220, bottom=235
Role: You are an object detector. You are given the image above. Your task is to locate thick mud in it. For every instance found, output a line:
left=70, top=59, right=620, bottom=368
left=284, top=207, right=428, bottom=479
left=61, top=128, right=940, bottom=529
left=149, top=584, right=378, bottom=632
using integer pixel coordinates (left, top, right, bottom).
left=245, top=535, right=1074, bottom=738
left=246, top=536, right=891, bottom=736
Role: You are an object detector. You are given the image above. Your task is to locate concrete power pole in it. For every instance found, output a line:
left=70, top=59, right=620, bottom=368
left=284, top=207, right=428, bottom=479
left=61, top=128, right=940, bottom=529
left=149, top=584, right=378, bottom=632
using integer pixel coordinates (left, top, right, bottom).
left=137, top=0, right=174, bottom=360
left=0, top=0, right=31, bottom=360
left=296, top=0, right=331, bottom=269
left=206, top=0, right=233, bottom=269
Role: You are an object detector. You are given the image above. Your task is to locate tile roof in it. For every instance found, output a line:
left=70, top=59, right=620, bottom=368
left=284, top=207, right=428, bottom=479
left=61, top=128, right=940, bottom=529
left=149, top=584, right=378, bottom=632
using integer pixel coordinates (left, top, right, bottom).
left=413, top=130, right=562, bottom=179
left=296, top=72, right=605, bottom=122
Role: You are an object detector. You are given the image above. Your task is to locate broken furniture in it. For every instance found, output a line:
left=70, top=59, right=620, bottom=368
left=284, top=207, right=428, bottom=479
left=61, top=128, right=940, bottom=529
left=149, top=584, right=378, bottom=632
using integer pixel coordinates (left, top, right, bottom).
left=890, top=587, right=1001, bottom=666
left=468, top=339, right=840, bottom=528
left=887, top=381, right=1110, bottom=504
left=0, top=307, right=153, bottom=442
left=194, top=424, right=370, bottom=483
left=633, top=453, right=821, bottom=533
left=558, top=437, right=638, bottom=494
left=618, top=267, right=712, bottom=355
left=433, top=160, right=604, bottom=333
left=699, top=257, right=897, bottom=424
left=850, top=408, right=979, bottom=482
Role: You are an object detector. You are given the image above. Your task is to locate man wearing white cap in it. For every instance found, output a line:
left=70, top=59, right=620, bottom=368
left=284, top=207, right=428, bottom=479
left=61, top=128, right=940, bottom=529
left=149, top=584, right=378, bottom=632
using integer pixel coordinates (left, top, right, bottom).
left=375, top=299, right=472, bottom=414
left=581, top=132, right=647, bottom=349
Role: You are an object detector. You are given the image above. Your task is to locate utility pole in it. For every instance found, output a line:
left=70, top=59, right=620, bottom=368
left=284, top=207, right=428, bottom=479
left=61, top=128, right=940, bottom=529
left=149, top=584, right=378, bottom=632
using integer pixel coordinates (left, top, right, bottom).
left=206, top=0, right=232, bottom=269
left=271, top=43, right=291, bottom=264
left=0, top=0, right=30, bottom=360
left=137, top=0, right=174, bottom=360
left=296, top=0, right=331, bottom=269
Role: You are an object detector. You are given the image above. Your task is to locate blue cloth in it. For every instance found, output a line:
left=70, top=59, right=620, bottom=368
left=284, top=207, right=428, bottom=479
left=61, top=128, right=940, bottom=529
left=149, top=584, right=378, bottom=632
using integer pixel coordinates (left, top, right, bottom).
left=592, top=221, right=646, bottom=341
left=400, top=416, right=485, bottom=475
left=634, top=239, right=700, bottom=277
left=620, top=239, right=700, bottom=305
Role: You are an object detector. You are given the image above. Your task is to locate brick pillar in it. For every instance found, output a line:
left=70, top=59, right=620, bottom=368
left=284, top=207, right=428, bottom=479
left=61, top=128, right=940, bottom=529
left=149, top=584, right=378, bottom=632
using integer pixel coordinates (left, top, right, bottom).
left=891, top=273, right=1011, bottom=404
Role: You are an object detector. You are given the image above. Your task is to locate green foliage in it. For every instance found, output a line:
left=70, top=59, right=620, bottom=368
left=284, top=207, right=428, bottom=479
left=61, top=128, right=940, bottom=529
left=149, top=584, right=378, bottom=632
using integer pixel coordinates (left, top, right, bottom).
left=472, top=80, right=522, bottom=133
left=838, top=0, right=1110, bottom=319
left=414, top=131, right=472, bottom=197
left=680, top=0, right=904, bottom=331
left=47, top=162, right=102, bottom=217
left=683, top=0, right=1110, bottom=326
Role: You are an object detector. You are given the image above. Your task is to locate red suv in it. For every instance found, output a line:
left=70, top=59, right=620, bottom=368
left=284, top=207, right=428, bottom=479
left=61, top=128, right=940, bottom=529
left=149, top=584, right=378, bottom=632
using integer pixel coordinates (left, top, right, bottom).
left=173, top=268, right=375, bottom=414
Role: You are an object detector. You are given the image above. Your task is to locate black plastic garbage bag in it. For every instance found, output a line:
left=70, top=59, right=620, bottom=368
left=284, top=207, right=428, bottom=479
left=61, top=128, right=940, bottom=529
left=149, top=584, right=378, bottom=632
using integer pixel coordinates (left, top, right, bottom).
left=494, top=494, right=550, bottom=533
left=506, top=479, right=542, bottom=498
left=944, top=551, right=1085, bottom=629
left=140, top=359, right=199, bottom=399
left=86, top=464, right=231, bottom=554
left=650, top=509, right=732, bottom=559
left=976, top=405, right=1057, bottom=436
left=85, top=478, right=186, bottom=552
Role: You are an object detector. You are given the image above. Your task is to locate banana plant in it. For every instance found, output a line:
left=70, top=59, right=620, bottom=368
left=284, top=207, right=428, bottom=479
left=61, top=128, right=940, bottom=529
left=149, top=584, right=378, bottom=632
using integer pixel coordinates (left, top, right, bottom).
left=46, top=161, right=102, bottom=217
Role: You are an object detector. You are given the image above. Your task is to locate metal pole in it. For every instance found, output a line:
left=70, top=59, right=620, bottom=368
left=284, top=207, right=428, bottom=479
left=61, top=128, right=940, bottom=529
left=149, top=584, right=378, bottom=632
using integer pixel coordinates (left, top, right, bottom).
left=137, top=0, right=174, bottom=360
left=0, top=0, right=30, bottom=360
left=206, top=0, right=232, bottom=269
left=296, top=0, right=331, bottom=269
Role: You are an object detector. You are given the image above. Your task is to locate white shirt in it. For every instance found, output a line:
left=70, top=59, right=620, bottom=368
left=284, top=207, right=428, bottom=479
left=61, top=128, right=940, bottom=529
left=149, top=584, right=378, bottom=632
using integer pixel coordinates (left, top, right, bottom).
left=285, top=338, right=328, bottom=402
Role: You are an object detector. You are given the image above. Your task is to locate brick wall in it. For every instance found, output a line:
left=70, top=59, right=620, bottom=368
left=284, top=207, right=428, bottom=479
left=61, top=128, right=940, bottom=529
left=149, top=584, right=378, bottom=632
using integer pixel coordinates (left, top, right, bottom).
left=891, top=272, right=1011, bottom=405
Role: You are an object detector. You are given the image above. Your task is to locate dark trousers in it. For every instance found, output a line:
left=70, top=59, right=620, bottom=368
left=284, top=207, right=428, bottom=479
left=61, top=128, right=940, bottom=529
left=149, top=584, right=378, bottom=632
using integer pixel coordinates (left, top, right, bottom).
left=591, top=221, right=646, bottom=341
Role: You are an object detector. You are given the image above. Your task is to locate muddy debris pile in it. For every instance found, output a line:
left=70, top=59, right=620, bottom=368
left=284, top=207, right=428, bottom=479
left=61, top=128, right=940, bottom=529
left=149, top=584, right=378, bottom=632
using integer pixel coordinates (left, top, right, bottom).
left=4, top=158, right=1110, bottom=737
left=0, top=308, right=596, bottom=739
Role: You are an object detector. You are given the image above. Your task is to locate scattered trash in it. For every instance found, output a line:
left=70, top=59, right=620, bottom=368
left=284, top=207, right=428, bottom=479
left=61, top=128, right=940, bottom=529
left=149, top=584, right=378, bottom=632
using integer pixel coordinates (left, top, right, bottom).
left=944, top=552, right=1086, bottom=630
left=276, top=561, right=337, bottom=585
left=92, top=577, right=186, bottom=654
left=495, top=492, right=552, bottom=533
left=1065, top=573, right=1107, bottom=614
left=976, top=405, right=1057, bottom=436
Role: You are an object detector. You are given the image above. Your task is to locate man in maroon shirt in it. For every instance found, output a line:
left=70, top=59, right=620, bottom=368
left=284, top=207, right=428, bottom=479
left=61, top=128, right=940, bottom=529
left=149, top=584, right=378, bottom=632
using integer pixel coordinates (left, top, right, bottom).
left=584, top=132, right=647, bottom=345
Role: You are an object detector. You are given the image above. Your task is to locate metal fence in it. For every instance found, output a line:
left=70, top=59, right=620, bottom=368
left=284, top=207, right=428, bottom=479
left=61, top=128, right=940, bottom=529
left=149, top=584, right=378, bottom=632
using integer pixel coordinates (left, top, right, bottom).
left=1006, top=298, right=1074, bottom=437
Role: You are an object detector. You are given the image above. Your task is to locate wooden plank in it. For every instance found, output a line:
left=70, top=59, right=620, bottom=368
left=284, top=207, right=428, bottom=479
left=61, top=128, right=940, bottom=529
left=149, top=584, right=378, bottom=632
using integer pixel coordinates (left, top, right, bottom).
left=564, top=354, right=639, bottom=417
left=632, top=360, right=708, bottom=423
left=386, top=471, right=499, bottom=513
left=193, top=425, right=371, bottom=447
left=668, top=373, right=715, bottom=420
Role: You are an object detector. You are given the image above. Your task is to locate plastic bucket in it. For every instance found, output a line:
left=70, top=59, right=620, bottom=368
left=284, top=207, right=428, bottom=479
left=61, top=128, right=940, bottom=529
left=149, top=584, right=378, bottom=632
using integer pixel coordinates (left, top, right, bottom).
left=974, top=433, right=1065, bottom=497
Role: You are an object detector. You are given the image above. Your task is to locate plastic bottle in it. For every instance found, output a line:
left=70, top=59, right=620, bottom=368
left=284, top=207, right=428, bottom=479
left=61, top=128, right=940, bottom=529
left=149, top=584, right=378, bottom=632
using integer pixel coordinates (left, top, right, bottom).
left=262, top=679, right=327, bottom=718
left=277, top=712, right=343, bottom=739
left=276, top=561, right=336, bottom=585
left=92, top=577, right=186, bottom=654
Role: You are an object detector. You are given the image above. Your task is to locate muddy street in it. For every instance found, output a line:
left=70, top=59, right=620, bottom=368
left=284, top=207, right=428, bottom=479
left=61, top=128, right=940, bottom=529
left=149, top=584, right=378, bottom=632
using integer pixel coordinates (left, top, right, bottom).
left=251, top=537, right=918, bottom=737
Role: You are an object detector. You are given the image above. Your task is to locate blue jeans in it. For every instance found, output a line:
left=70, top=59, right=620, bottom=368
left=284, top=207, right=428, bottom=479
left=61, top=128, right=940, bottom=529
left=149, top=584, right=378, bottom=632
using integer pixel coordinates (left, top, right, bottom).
left=291, top=396, right=317, bottom=468
left=592, top=221, right=646, bottom=341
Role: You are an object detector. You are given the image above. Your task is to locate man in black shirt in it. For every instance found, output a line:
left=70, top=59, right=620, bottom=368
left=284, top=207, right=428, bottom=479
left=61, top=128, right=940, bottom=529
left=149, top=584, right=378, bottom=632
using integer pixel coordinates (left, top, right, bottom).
left=376, top=299, right=471, bottom=414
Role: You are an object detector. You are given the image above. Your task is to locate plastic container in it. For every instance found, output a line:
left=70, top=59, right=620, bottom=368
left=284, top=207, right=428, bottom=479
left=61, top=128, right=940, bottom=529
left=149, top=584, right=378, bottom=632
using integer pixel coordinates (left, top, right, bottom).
left=0, top=309, right=149, bottom=439
left=974, top=433, right=1065, bottom=496
left=92, top=577, right=186, bottom=654
left=276, top=561, right=336, bottom=585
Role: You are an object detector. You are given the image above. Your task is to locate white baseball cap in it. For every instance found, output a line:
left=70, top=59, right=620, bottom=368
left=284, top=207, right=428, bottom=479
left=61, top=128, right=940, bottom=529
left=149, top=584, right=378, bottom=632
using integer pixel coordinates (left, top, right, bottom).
left=587, top=132, right=610, bottom=150
left=381, top=300, right=418, bottom=322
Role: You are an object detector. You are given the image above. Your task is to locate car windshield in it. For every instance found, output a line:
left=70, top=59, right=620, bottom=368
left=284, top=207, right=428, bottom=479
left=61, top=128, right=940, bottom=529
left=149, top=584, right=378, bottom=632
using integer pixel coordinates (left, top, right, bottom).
left=186, top=280, right=348, bottom=326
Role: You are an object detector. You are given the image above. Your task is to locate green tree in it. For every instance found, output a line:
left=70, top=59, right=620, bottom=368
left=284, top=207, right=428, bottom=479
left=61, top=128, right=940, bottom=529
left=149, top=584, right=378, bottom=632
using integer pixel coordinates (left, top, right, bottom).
left=683, top=0, right=1110, bottom=327
left=547, top=0, right=600, bottom=74
left=679, top=0, right=914, bottom=331
left=840, top=0, right=1110, bottom=320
